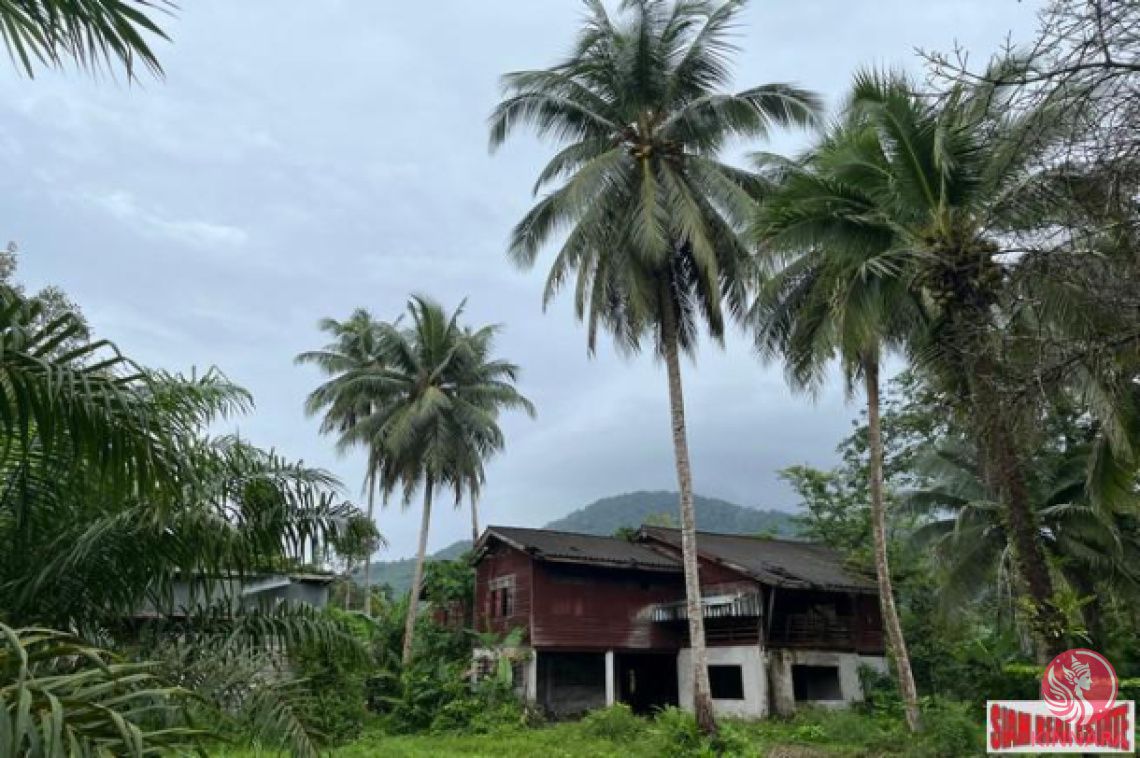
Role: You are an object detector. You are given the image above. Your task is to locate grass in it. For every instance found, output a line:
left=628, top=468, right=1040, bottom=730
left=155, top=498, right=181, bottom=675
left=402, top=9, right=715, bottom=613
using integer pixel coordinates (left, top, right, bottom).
left=215, top=701, right=987, bottom=757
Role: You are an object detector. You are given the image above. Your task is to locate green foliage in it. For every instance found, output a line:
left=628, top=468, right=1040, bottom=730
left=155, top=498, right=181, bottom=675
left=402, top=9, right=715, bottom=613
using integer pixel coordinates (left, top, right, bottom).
left=492, top=0, right=820, bottom=357
left=0, top=623, right=201, bottom=757
left=648, top=707, right=754, bottom=758
left=421, top=557, right=475, bottom=606
left=0, top=277, right=371, bottom=755
left=290, top=643, right=368, bottom=746
left=579, top=704, right=645, bottom=742
left=0, top=0, right=171, bottom=79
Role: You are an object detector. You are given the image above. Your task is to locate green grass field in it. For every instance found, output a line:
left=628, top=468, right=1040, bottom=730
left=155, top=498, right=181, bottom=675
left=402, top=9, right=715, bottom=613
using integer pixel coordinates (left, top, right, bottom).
left=215, top=702, right=987, bottom=757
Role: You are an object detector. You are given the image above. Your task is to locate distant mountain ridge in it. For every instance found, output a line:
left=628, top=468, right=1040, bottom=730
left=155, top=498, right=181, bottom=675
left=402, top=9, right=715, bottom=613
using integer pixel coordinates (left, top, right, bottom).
left=545, top=490, right=797, bottom=536
left=355, top=490, right=798, bottom=594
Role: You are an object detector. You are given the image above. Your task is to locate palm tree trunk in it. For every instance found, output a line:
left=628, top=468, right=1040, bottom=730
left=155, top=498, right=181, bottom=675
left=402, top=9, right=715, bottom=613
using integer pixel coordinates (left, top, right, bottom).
left=975, top=381, right=1065, bottom=659
left=470, top=499, right=480, bottom=546
left=864, top=358, right=921, bottom=732
left=402, top=479, right=434, bottom=665
left=660, top=295, right=716, bottom=736
left=363, top=469, right=376, bottom=617
left=345, top=559, right=354, bottom=611
left=469, top=499, right=480, bottom=630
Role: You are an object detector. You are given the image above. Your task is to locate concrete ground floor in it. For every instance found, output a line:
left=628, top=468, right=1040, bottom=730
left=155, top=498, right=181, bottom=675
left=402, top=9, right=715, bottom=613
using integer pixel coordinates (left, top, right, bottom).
left=474, top=645, right=887, bottom=719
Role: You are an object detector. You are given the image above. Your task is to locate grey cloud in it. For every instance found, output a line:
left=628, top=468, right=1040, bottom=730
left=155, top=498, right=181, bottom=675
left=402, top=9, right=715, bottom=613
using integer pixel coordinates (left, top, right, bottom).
left=0, top=0, right=1044, bottom=559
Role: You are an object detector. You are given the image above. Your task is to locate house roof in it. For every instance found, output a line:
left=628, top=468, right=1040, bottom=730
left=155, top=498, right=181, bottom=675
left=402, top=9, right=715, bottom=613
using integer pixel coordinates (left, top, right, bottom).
left=638, top=526, right=877, bottom=593
left=169, top=570, right=336, bottom=585
left=478, top=525, right=682, bottom=572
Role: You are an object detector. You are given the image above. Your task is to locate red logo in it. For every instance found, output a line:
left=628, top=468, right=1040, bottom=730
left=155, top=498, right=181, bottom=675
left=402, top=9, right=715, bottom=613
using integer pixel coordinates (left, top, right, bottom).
left=1042, top=648, right=1118, bottom=726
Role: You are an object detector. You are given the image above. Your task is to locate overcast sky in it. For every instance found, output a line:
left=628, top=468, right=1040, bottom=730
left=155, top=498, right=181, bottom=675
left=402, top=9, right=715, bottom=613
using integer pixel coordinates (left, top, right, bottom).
left=0, top=1, right=1043, bottom=560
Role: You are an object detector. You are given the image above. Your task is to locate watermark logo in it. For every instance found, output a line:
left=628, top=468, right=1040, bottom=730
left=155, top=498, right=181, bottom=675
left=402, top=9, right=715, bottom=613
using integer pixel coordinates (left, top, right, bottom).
left=1042, top=648, right=1117, bottom=726
left=988, top=648, right=1134, bottom=753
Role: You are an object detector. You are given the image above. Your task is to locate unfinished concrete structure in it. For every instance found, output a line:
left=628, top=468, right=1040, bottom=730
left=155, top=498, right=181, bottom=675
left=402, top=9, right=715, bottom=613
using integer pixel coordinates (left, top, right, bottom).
left=471, top=525, right=887, bottom=719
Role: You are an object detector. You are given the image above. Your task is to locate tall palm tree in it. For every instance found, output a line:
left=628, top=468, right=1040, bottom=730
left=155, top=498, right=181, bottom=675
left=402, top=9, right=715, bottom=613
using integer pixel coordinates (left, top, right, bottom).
left=489, top=0, right=819, bottom=730
left=0, top=0, right=171, bottom=78
left=751, top=119, right=923, bottom=730
left=753, top=67, right=1097, bottom=657
left=297, top=310, right=388, bottom=615
left=341, top=296, right=533, bottom=664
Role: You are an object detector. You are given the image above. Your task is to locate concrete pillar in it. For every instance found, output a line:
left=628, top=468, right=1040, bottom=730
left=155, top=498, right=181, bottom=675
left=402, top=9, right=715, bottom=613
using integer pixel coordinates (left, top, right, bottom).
left=605, top=650, right=616, bottom=706
left=526, top=649, right=538, bottom=705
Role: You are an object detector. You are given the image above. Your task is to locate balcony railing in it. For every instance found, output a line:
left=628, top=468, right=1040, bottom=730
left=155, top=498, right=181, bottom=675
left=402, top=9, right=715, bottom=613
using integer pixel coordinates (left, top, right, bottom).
left=649, top=592, right=762, bottom=622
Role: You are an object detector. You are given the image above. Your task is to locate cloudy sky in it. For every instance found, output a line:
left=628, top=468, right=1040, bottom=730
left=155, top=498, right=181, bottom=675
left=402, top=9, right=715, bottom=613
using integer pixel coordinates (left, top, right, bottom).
left=0, top=0, right=1043, bottom=559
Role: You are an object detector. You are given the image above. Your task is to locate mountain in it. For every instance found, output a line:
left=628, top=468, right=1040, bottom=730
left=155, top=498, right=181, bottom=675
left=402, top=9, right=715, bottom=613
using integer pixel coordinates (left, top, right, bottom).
left=544, top=490, right=797, bottom=537
left=356, top=490, right=798, bottom=594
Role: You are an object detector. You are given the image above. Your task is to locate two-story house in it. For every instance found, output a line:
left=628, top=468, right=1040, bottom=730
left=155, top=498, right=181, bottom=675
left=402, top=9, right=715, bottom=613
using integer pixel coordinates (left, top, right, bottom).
left=471, top=525, right=887, bottom=719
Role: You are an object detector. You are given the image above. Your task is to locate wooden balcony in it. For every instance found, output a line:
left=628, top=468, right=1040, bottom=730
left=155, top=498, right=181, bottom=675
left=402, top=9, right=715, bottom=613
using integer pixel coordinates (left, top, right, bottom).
left=768, top=612, right=884, bottom=654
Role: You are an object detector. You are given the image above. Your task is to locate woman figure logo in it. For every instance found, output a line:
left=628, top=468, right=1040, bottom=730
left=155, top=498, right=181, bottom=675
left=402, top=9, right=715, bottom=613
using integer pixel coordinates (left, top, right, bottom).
left=1042, top=648, right=1118, bottom=726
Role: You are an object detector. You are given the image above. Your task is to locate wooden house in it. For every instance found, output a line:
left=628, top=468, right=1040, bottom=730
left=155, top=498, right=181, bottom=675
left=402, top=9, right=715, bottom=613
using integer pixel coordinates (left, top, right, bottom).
left=471, top=525, right=886, bottom=719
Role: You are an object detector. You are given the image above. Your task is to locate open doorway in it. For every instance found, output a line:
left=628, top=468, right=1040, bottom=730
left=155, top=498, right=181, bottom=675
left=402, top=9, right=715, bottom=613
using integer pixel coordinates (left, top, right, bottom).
left=616, top=652, right=679, bottom=715
left=537, top=652, right=607, bottom=717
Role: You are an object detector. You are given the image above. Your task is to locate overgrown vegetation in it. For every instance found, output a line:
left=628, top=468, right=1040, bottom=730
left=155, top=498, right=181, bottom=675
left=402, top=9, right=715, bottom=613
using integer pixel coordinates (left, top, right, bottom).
left=3, top=0, right=1140, bottom=754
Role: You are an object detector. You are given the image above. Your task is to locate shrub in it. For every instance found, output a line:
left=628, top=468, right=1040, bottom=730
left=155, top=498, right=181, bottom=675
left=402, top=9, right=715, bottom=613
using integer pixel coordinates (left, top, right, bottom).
left=580, top=703, right=647, bottom=742
left=792, top=723, right=826, bottom=742
left=290, top=640, right=369, bottom=745
left=650, top=707, right=705, bottom=757
left=858, top=664, right=903, bottom=715
left=647, top=707, right=756, bottom=757
left=912, top=699, right=984, bottom=757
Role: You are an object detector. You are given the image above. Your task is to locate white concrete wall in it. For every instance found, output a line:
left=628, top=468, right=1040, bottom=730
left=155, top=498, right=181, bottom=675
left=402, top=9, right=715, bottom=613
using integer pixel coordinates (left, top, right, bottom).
left=677, top=646, right=768, bottom=718
left=767, top=649, right=888, bottom=712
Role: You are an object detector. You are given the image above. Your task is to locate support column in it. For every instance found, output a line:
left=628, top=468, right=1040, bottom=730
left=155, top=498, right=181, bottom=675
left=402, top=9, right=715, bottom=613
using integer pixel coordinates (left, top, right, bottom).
left=604, top=650, right=616, bottom=706
left=526, top=649, right=538, bottom=705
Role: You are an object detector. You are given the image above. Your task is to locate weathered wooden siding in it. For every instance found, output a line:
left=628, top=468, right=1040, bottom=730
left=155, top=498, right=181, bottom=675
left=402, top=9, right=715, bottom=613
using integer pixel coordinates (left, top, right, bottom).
left=474, top=542, right=534, bottom=639
left=530, top=562, right=685, bottom=650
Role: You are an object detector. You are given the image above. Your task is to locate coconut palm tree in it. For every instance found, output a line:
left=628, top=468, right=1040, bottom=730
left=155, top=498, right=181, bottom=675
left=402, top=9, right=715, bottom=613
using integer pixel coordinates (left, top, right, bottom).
left=0, top=0, right=171, bottom=78
left=489, top=0, right=819, bottom=730
left=297, top=309, right=388, bottom=615
left=751, top=119, right=924, bottom=730
left=339, top=296, right=533, bottom=664
left=753, top=66, right=1098, bottom=656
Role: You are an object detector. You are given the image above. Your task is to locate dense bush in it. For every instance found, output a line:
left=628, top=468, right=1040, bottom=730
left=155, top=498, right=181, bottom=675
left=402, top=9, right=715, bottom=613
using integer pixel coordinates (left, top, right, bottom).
left=290, top=646, right=369, bottom=745
left=649, top=707, right=755, bottom=758
left=580, top=703, right=647, bottom=742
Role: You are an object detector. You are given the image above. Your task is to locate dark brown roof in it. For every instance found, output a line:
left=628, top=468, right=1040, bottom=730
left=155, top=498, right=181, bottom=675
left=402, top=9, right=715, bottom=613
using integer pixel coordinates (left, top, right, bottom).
left=479, top=525, right=682, bottom=572
left=639, top=526, right=877, bottom=593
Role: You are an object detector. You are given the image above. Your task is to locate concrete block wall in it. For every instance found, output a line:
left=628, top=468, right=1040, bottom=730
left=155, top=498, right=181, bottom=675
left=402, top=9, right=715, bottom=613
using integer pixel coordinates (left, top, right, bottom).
left=767, top=648, right=889, bottom=715
left=678, top=645, right=768, bottom=718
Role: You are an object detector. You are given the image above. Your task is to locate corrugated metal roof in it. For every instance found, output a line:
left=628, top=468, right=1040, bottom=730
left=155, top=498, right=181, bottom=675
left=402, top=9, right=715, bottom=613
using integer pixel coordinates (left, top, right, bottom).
left=639, top=526, right=877, bottom=593
left=481, top=525, right=682, bottom=572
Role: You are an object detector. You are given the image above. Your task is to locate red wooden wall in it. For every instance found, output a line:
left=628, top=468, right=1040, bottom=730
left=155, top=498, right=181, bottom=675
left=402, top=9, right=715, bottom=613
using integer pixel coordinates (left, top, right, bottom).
left=474, top=541, right=534, bottom=638
left=529, top=562, right=685, bottom=651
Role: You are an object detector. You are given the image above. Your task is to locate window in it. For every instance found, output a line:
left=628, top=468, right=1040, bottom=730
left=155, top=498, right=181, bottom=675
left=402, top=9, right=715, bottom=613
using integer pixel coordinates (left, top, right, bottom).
left=792, top=665, right=842, bottom=701
left=488, top=575, right=515, bottom=618
left=497, top=586, right=514, bottom=617
left=708, top=665, right=745, bottom=700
